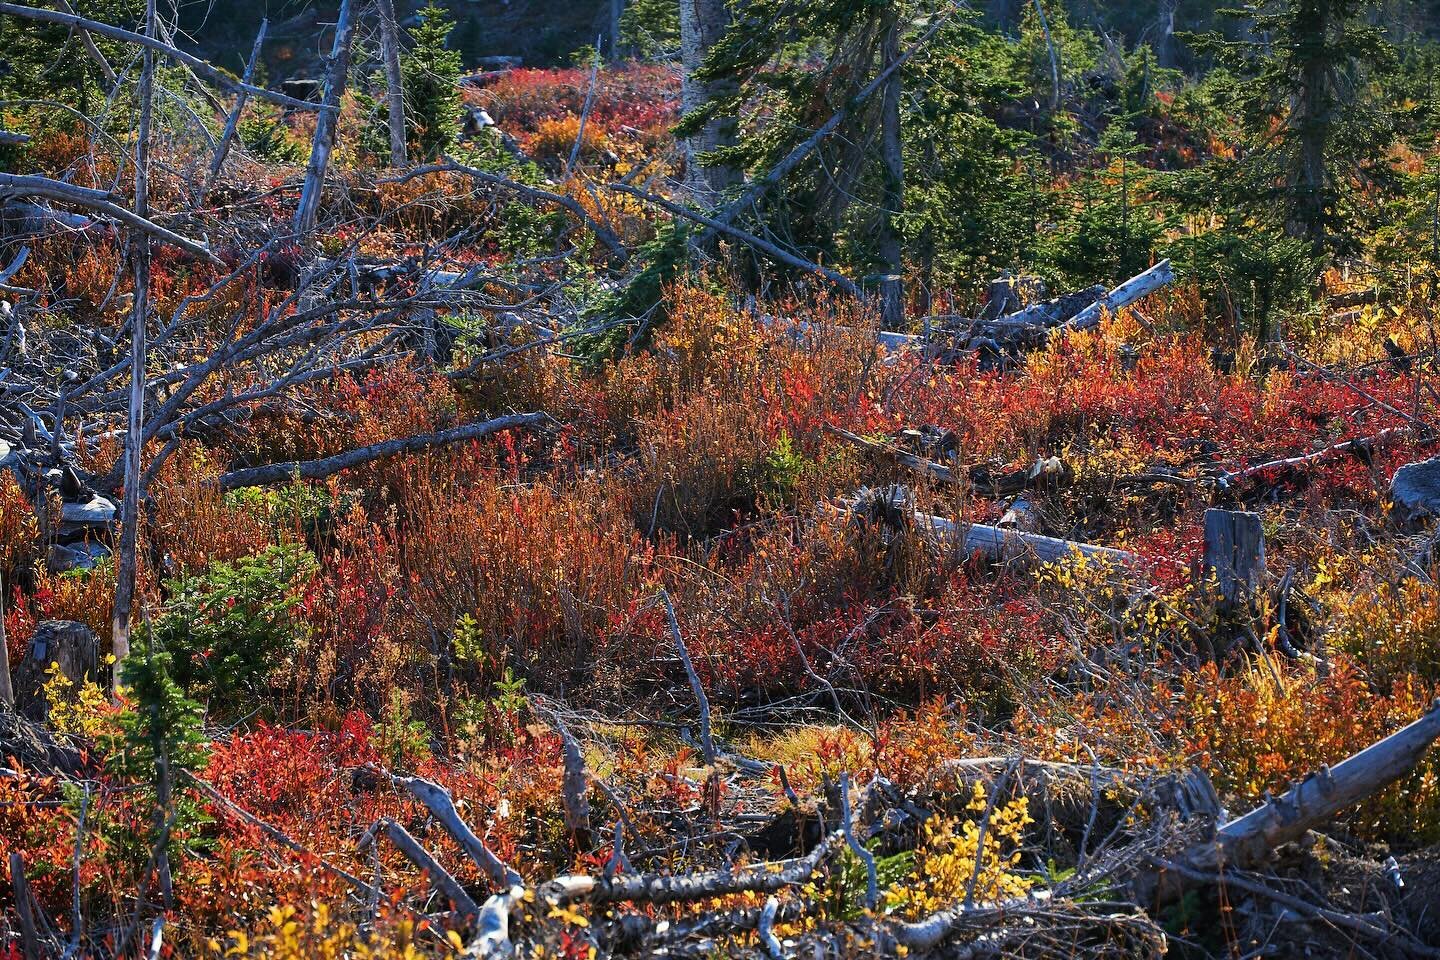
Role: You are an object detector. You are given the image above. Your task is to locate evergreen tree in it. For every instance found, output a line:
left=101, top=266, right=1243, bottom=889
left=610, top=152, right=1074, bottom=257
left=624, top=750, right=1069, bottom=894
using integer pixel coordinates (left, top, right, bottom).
left=0, top=0, right=142, bottom=114
left=1190, top=0, right=1397, bottom=260
left=402, top=1, right=464, bottom=161
left=366, top=1, right=463, bottom=163
left=683, top=0, right=915, bottom=320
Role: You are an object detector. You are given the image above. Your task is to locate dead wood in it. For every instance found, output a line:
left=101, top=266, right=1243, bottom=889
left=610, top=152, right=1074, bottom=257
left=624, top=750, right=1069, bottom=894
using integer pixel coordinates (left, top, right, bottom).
left=375, top=0, right=407, bottom=168
left=360, top=818, right=479, bottom=916
left=182, top=771, right=381, bottom=899
left=1141, top=698, right=1440, bottom=903
left=0, top=2, right=317, bottom=111
left=394, top=774, right=524, bottom=890
left=610, top=182, right=863, bottom=299
left=846, top=486, right=1139, bottom=565
left=216, top=413, right=546, bottom=490
left=293, top=0, right=356, bottom=239
left=541, top=829, right=847, bottom=905
left=200, top=19, right=267, bottom=204
left=392, top=160, right=629, bottom=263
left=0, top=173, right=215, bottom=261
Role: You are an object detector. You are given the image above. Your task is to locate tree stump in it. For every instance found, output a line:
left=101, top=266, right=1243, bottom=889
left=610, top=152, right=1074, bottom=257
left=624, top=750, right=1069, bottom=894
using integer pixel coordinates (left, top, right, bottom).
left=13, top=620, right=99, bottom=721
left=1203, top=508, right=1266, bottom=615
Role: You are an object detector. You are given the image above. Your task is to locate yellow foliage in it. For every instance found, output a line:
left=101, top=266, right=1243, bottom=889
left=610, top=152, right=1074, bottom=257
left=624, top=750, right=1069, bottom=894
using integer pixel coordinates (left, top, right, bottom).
left=884, top=783, right=1034, bottom=918
left=42, top=657, right=116, bottom=738
left=211, top=903, right=448, bottom=959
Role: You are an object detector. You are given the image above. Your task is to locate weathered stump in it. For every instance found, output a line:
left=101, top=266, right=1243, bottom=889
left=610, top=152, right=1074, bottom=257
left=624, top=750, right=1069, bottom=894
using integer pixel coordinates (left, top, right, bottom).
left=13, top=620, right=99, bottom=721
left=1203, top=508, right=1266, bottom=614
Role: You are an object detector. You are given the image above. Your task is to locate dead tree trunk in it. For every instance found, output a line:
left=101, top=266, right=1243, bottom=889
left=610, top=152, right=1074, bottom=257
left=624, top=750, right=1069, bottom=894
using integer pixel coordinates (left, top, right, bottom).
left=877, top=7, right=905, bottom=329
left=375, top=0, right=407, bottom=168
left=1202, top=508, right=1265, bottom=613
left=609, top=0, right=625, bottom=62
left=112, top=0, right=157, bottom=682
left=679, top=0, right=739, bottom=206
left=201, top=18, right=267, bottom=203
left=1140, top=699, right=1440, bottom=903
left=293, top=0, right=356, bottom=239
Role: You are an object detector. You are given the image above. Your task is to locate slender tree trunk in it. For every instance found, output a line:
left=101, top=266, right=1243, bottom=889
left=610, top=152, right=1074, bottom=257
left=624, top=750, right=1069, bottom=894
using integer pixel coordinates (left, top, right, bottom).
left=679, top=0, right=739, bottom=206
left=200, top=18, right=266, bottom=204
left=1288, top=0, right=1332, bottom=258
left=609, top=0, right=625, bottom=62
left=1153, top=0, right=1178, bottom=69
left=376, top=0, right=407, bottom=168
left=112, top=0, right=157, bottom=690
left=877, top=7, right=905, bottom=328
left=294, top=0, right=356, bottom=238
left=0, top=573, right=12, bottom=709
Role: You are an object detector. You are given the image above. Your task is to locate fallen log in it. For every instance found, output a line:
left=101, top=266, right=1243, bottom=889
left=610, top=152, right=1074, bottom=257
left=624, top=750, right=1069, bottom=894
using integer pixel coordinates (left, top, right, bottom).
left=1066, top=260, right=1175, bottom=333
left=0, top=174, right=215, bottom=261
left=1216, top=426, right=1410, bottom=489
left=845, top=486, right=1138, bottom=565
left=1140, top=697, right=1440, bottom=903
left=216, top=412, right=545, bottom=490
left=542, top=830, right=848, bottom=906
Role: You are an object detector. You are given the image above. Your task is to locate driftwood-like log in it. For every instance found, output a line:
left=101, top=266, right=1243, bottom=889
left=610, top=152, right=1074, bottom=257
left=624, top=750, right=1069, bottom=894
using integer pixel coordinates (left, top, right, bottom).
left=845, top=491, right=1137, bottom=566
left=1065, top=260, right=1174, bottom=332
left=539, top=707, right=593, bottom=841
left=918, top=510, right=1135, bottom=564
left=395, top=775, right=524, bottom=889
left=216, top=413, right=545, bottom=490
left=1141, top=698, right=1440, bottom=904
left=543, top=829, right=847, bottom=906
left=293, top=0, right=355, bottom=238
left=0, top=173, right=215, bottom=261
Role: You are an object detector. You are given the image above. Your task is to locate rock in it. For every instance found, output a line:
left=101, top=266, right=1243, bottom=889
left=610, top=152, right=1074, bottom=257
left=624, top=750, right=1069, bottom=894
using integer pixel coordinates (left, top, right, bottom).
left=0, top=439, right=24, bottom=484
left=46, top=541, right=108, bottom=573
left=60, top=494, right=115, bottom=525
left=13, top=620, right=100, bottom=722
left=1391, top=457, right=1440, bottom=521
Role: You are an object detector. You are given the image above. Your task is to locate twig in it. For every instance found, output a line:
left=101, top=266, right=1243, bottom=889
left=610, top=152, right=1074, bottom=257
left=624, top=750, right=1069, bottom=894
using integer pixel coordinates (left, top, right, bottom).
left=359, top=818, right=479, bottom=916
left=839, top=772, right=877, bottom=910
left=182, top=771, right=381, bottom=898
left=0, top=3, right=315, bottom=110
left=217, top=412, right=547, bottom=490
left=659, top=589, right=716, bottom=768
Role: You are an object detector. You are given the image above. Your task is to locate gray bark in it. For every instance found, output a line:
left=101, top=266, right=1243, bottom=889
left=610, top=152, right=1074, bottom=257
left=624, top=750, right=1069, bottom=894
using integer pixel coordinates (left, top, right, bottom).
left=112, top=0, right=156, bottom=679
left=293, top=0, right=357, bottom=239
left=201, top=19, right=267, bottom=203
left=376, top=0, right=408, bottom=168
left=679, top=0, right=739, bottom=205
left=1202, top=508, right=1266, bottom=613
left=877, top=8, right=905, bottom=328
